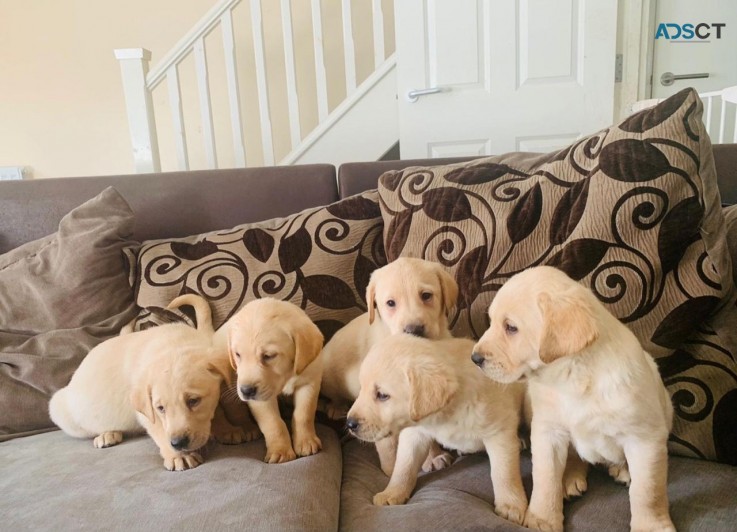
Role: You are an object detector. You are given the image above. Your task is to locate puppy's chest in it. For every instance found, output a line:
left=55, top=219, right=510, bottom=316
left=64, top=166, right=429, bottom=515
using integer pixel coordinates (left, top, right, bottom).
left=537, top=387, right=626, bottom=465
left=425, top=409, right=487, bottom=454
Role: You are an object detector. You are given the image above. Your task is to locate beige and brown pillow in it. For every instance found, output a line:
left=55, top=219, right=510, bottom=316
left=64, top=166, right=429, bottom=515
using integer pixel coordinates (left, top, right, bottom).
left=0, top=187, right=139, bottom=441
left=378, top=88, right=737, bottom=463
left=130, top=190, right=386, bottom=341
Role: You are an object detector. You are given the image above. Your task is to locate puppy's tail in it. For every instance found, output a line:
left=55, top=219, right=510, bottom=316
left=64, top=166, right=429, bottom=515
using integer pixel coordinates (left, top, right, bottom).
left=167, top=294, right=214, bottom=336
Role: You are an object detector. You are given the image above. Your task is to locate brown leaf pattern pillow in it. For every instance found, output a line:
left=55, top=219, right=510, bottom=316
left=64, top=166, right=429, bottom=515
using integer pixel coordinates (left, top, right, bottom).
left=130, top=190, right=386, bottom=341
left=378, top=88, right=737, bottom=463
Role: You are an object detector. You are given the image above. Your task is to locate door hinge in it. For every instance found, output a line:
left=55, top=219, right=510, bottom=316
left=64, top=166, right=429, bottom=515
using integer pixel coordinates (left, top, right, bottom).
left=614, top=54, right=623, bottom=83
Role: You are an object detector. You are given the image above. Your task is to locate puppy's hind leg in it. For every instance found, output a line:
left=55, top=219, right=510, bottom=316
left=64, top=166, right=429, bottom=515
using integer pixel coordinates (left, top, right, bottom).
left=562, top=447, right=589, bottom=499
left=93, top=431, right=124, bottom=449
left=422, top=441, right=454, bottom=472
left=211, top=405, right=246, bottom=445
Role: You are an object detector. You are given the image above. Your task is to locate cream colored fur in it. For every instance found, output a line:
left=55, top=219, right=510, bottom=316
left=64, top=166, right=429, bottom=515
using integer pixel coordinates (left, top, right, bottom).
left=319, top=257, right=459, bottom=474
left=49, top=295, right=243, bottom=471
left=347, top=336, right=527, bottom=525
left=473, top=266, right=674, bottom=532
left=215, top=298, right=324, bottom=464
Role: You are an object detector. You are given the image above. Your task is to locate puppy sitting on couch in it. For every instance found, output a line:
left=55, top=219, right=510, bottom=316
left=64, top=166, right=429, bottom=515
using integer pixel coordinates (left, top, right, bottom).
left=472, top=266, right=674, bottom=532
left=50, top=295, right=242, bottom=471
left=215, top=298, right=324, bottom=464
left=321, top=257, right=459, bottom=475
left=346, top=335, right=528, bottom=525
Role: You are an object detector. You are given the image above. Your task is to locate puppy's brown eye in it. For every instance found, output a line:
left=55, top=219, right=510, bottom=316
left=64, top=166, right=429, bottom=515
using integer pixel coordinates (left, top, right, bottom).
left=156, top=405, right=165, bottom=413
left=421, top=292, right=432, bottom=302
left=186, top=397, right=200, bottom=409
left=386, top=300, right=396, bottom=308
left=234, top=352, right=241, bottom=359
left=375, top=390, right=390, bottom=402
left=262, top=353, right=276, bottom=363
left=505, top=322, right=518, bottom=335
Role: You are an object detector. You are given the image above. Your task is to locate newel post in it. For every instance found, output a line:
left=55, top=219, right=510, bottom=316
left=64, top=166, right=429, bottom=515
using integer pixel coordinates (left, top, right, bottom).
left=114, top=48, right=161, bottom=173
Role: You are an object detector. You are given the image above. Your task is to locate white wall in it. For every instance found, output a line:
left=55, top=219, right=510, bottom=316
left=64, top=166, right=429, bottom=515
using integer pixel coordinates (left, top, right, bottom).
left=0, top=0, right=395, bottom=179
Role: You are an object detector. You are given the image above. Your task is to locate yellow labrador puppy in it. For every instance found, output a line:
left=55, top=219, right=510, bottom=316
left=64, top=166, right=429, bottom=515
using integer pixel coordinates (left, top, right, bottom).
left=346, top=336, right=528, bottom=525
left=321, top=257, right=459, bottom=474
left=321, top=257, right=458, bottom=416
left=49, top=295, right=241, bottom=471
left=216, top=298, right=324, bottom=464
left=472, top=266, right=674, bottom=532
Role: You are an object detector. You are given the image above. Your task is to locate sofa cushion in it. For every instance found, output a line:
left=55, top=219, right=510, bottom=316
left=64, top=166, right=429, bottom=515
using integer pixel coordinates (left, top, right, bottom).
left=0, top=188, right=139, bottom=441
left=339, top=439, right=737, bottom=531
left=0, top=425, right=341, bottom=531
left=377, top=88, right=737, bottom=463
left=129, top=190, right=386, bottom=341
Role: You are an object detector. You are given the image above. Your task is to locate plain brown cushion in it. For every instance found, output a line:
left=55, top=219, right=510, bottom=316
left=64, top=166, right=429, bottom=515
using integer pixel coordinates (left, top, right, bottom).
left=0, top=188, right=139, bottom=441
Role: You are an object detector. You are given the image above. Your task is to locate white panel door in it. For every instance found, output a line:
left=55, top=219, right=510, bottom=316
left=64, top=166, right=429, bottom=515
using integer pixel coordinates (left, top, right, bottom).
left=395, top=0, right=618, bottom=158
left=651, top=1, right=737, bottom=142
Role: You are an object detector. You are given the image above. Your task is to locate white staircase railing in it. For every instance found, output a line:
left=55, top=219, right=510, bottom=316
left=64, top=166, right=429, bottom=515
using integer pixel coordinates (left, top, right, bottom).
left=115, top=0, right=395, bottom=173
left=631, top=86, right=737, bottom=144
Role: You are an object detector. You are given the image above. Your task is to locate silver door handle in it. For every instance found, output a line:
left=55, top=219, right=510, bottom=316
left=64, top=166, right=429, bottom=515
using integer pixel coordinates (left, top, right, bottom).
left=406, top=87, right=445, bottom=102
left=660, top=72, right=709, bottom=86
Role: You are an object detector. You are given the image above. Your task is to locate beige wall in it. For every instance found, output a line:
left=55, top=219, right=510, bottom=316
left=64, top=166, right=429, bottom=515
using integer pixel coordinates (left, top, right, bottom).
left=0, top=0, right=395, bottom=179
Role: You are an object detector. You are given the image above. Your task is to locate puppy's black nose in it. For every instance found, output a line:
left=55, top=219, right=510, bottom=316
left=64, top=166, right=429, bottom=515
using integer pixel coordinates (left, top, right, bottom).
left=240, top=385, right=258, bottom=400
left=345, top=418, right=360, bottom=431
left=404, top=324, right=426, bottom=337
left=170, top=435, right=190, bottom=450
left=471, top=352, right=485, bottom=367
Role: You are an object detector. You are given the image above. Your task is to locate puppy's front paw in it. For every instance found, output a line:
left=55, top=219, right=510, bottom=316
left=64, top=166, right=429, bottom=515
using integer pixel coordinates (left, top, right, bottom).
left=264, top=445, right=297, bottom=464
left=563, top=468, right=588, bottom=499
left=213, top=426, right=246, bottom=445
left=422, top=450, right=454, bottom=472
left=608, top=463, right=631, bottom=486
left=495, top=502, right=526, bottom=526
left=293, top=432, right=322, bottom=457
left=243, top=425, right=262, bottom=442
left=164, top=452, right=203, bottom=471
left=93, top=431, right=123, bottom=449
left=524, top=510, right=563, bottom=532
left=373, top=488, right=410, bottom=506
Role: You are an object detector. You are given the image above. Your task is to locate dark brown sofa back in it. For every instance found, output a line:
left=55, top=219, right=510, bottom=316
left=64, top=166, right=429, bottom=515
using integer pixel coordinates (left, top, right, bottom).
left=0, top=165, right=337, bottom=254
left=338, top=144, right=737, bottom=204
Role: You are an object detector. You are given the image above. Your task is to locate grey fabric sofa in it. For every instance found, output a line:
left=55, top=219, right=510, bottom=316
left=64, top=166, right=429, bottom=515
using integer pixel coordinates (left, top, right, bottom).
left=1, top=148, right=737, bottom=531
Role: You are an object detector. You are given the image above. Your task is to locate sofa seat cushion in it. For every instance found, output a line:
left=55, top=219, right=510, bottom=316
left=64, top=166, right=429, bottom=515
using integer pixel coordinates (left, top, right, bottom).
left=339, top=439, right=737, bottom=531
left=0, top=425, right=341, bottom=531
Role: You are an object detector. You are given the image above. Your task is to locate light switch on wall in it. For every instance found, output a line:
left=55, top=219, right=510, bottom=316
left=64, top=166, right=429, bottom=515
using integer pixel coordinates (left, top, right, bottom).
left=0, top=167, right=28, bottom=180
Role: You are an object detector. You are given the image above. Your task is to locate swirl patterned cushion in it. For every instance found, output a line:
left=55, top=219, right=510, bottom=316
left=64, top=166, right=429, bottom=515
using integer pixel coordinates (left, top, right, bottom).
left=377, top=88, right=737, bottom=464
left=129, top=189, right=386, bottom=341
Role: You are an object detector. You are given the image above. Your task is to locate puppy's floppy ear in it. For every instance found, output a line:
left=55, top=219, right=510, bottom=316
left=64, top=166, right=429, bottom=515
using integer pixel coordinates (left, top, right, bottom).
left=434, top=265, right=459, bottom=317
left=366, top=273, right=378, bottom=324
left=537, top=289, right=599, bottom=363
left=227, top=339, right=238, bottom=371
left=130, top=383, right=155, bottom=424
left=406, top=361, right=458, bottom=421
left=207, top=349, right=234, bottom=386
left=293, top=316, right=324, bottom=375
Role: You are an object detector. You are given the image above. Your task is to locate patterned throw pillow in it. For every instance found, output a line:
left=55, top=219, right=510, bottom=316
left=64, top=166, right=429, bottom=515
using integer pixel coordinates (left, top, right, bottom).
left=129, top=190, right=386, bottom=341
left=377, top=88, right=737, bottom=463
